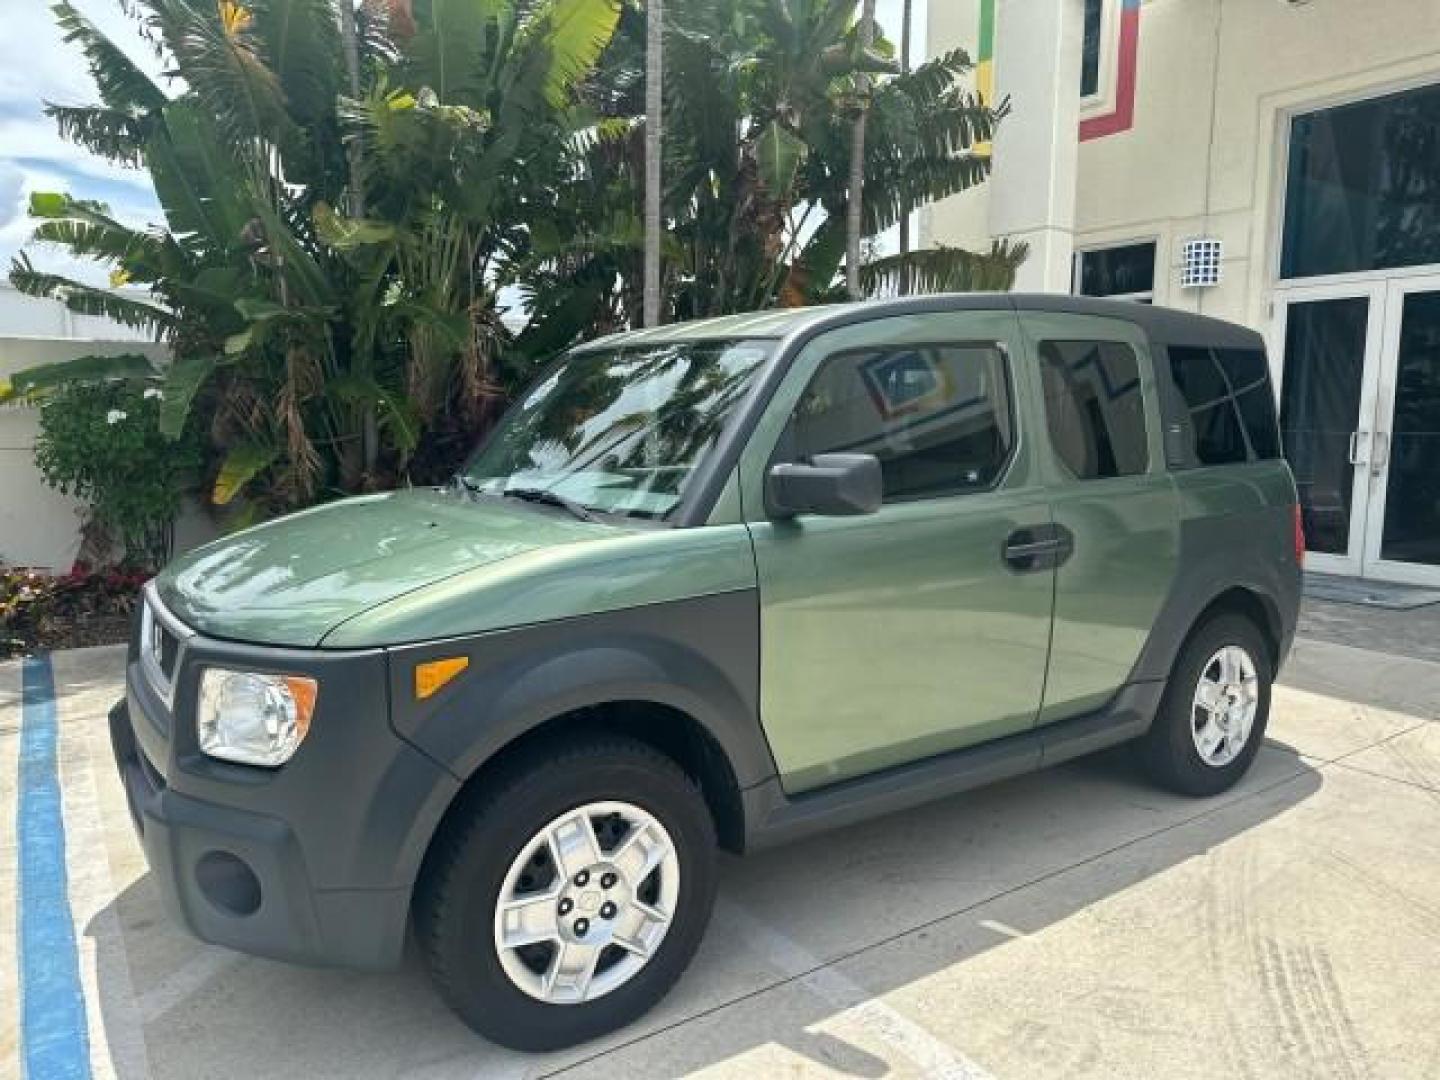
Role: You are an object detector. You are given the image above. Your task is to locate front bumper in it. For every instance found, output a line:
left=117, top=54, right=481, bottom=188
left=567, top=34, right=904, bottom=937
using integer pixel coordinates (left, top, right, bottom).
left=109, top=600, right=461, bottom=970
left=110, top=700, right=417, bottom=968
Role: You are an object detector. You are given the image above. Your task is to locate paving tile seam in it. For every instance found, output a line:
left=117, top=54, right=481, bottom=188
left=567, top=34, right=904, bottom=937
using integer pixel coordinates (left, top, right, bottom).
left=1332, top=761, right=1440, bottom=799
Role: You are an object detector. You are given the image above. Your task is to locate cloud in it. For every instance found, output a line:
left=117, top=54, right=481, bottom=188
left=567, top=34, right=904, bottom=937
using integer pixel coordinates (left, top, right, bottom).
left=0, top=163, right=24, bottom=229
left=0, top=1, right=164, bottom=286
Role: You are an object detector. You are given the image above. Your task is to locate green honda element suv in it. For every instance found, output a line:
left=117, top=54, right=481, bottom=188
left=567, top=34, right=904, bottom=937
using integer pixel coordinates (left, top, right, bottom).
left=110, top=295, right=1303, bottom=1050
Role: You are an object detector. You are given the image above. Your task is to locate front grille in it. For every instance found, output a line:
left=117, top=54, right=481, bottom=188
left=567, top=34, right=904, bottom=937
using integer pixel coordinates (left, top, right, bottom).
left=138, top=590, right=192, bottom=722
left=149, top=611, right=180, bottom=683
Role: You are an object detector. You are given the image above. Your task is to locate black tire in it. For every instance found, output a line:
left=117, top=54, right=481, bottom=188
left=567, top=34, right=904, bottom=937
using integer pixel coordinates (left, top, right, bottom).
left=1139, top=612, right=1273, bottom=797
left=415, top=735, right=718, bottom=1051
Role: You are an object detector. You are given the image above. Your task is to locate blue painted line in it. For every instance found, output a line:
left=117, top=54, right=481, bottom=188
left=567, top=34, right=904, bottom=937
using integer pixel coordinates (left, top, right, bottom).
left=17, top=655, right=92, bottom=1080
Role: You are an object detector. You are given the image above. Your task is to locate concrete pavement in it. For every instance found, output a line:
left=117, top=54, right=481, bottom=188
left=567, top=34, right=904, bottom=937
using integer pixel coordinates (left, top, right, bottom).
left=5, top=634, right=1440, bottom=1079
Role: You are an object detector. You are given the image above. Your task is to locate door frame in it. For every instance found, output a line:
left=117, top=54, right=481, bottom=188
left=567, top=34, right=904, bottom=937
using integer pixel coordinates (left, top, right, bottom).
left=1267, top=278, right=1388, bottom=579
left=1269, top=267, right=1440, bottom=586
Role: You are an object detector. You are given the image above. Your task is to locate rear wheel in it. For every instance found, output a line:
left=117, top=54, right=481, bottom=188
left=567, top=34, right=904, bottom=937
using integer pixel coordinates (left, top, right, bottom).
left=1140, top=613, right=1272, bottom=796
left=416, top=736, right=718, bottom=1050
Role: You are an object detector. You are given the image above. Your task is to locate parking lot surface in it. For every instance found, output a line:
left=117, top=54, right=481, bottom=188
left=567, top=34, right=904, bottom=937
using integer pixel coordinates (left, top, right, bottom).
left=5, top=634, right=1440, bottom=1079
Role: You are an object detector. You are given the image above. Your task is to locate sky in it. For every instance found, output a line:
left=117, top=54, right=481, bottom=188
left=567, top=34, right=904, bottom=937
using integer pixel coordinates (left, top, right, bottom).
left=0, top=0, right=169, bottom=286
left=0, top=0, right=924, bottom=288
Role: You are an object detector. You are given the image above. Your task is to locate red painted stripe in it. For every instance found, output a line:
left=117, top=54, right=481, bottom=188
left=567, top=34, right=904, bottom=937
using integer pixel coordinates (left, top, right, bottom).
left=1079, top=6, right=1140, bottom=141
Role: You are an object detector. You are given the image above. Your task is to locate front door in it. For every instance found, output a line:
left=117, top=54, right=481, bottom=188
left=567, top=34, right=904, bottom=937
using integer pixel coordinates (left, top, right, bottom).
left=1362, top=276, right=1440, bottom=584
left=740, top=312, right=1055, bottom=794
left=1272, top=275, right=1440, bottom=585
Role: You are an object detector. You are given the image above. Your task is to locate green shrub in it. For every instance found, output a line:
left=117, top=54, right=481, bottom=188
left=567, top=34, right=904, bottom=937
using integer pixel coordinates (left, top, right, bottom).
left=33, top=381, right=201, bottom=569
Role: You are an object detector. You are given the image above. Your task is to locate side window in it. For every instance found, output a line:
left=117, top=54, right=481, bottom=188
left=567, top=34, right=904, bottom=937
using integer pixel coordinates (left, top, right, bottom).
left=1216, top=348, right=1282, bottom=460
left=1168, top=345, right=1282, bottom=465
left=1038, top=340, right=1149, bottom=479
left=1168, top=346, right=1248, bottom=464
left=782, top=343, right=1015, bottom=503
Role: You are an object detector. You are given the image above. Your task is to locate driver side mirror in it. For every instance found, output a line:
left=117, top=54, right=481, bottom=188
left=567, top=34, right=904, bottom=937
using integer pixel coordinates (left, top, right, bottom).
left=766, top=453, right=882, bottom=518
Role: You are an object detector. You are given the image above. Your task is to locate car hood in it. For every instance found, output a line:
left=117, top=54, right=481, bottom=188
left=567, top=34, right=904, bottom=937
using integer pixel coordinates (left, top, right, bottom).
left=156, top=488, right=618, bottom=647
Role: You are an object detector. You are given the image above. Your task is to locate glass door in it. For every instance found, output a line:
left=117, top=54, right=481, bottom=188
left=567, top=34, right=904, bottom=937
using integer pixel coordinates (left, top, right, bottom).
left=1361, top=276, right=1440, bottom=585
left=1271, top=284, right=1387, bottom=578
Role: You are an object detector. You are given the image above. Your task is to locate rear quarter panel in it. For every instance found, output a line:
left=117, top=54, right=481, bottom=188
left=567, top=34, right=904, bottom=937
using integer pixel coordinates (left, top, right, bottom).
left=1131, top=461, right=1302, bottom=682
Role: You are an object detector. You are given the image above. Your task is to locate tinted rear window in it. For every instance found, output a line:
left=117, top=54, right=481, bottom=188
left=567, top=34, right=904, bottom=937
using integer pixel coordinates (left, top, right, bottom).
left=1217, top=348, right=1282, bottom=459
left=1167, top=346, right=1281, bottom=465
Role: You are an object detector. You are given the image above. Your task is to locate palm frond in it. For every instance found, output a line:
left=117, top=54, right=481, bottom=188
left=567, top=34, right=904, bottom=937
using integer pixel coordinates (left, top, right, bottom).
left=859, top=241, right=1029, bottom=296
left=145, top=103, right=252, bottom=250
left=43, top=104, right=152, bottom=166
left=51, top=0, right=168, bottom=112
left=521, top=0, right=621, bottom=110
left=251, top=0, right=342, bottom=127
left=863, top=152, right=991, bottom=234
left=148, top=0, right=296, bottom=154
left=405, top=0, right=504, bottom=106
left=29, top=221, right=178, bottom=284
left=887, top=46, right=973, bottom=109
left=9, top=254, right=175, bottom=336
left=1, top=351, right=161, bottom=400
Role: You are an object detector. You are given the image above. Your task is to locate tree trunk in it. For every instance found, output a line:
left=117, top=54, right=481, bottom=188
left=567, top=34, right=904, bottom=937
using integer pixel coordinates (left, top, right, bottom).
left=846, top=0, right=877, bottom=301
left=338, top=0, right=379, bottom=479
left=897, top=0, right=913, bottom=296
left=643, top=0, right=664, bottom=328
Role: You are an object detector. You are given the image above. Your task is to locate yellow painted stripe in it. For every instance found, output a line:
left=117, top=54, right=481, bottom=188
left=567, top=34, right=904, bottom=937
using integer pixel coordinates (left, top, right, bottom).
left=975, top=58, right=994, bottom=157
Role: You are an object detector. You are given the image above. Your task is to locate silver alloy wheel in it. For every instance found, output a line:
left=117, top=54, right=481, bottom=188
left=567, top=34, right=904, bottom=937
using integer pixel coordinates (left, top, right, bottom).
left=493, top=801, right=680, bottom=1004
left=1191, top=645, right=1259, bottom=767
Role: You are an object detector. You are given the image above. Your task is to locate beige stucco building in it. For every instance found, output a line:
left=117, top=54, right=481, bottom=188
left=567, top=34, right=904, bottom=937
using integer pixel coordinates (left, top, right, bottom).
left=925, top=0, right=1440, bottom=587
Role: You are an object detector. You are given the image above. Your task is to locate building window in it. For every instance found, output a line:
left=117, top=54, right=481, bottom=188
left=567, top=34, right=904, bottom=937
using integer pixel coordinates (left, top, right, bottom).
left=1282, top=81, right=1440, bottom=279
left=1073, top=241, right=1156, bottom=302
left=782, top=343, right=1015, bottom=503
left=1038, top=340, right=1149, bottom=479
left=1081, top=0, right=1104, bottom=98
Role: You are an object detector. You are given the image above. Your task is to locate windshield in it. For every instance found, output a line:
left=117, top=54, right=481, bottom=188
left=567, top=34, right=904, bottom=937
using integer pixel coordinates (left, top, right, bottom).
left=463, top=339, right=774, bottom=520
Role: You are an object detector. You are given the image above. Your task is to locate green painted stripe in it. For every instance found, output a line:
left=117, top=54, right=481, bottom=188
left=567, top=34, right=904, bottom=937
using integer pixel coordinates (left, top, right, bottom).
left=978, top=0, right=995, bottom=63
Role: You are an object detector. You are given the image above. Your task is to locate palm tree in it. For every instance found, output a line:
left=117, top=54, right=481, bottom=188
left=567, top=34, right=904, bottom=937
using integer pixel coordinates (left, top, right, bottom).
left=845, top=0, right=877, bottom=300
left=643, top=0, right=662, bottom=327
left=10, top=0, right=623, bottom=509
left=517, top=0, right=1022, bottom=332
left=897, top=0, right=913, bottom=294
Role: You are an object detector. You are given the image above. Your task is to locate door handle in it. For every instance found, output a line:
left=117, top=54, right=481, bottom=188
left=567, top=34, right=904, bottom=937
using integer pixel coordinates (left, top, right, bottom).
left=1348, top=430, right=1369, bottom=465
left=1371, top=431, right=1390, bottom=474
left=1003, top=526, right=1074, bottom=572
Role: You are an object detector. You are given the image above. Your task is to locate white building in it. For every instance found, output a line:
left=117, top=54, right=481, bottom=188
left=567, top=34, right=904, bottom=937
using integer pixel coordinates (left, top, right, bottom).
left=924, top=0, right=1440, bottom=587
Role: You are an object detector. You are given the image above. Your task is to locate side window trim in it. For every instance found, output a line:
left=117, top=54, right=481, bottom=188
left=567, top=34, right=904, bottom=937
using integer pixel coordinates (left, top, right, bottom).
left=767, top=339, right=1021, bottom=506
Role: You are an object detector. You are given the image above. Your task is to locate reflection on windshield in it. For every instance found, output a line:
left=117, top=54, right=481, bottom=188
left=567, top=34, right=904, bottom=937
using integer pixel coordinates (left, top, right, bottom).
left=464, top=340, right=773, bottom=520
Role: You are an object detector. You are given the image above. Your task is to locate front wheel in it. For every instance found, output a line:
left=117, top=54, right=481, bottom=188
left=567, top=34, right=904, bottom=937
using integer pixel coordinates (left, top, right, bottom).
left=1139, top=613, right=1273, bottom=796
left=416, top=736, right=718, bottom=1050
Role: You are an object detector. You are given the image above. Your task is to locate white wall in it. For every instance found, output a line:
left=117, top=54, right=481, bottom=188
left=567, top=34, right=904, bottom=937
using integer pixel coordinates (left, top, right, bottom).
left=926, top=0, right=1440, bottom=329
left=0, top=334, right=170, bottom=571
left=1075, top=0, right=1440, bottom=329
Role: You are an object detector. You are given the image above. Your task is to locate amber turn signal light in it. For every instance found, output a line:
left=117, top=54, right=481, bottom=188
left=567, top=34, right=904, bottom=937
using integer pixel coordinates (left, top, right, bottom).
left=414, top=656, right=470, bottom=700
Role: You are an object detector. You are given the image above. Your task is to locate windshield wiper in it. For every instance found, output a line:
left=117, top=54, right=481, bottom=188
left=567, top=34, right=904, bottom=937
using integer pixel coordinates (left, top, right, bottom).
left=501, top=486, right=602, bottom=524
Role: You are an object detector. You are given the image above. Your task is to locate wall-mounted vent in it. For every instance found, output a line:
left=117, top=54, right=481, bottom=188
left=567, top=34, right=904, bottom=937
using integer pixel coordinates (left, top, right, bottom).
left=1181, top=238, right=1223, bottom=288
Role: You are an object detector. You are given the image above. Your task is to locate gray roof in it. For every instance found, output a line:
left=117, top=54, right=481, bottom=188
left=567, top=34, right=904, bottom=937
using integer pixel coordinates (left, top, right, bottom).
left=575, top=293, right=1264, bottom=351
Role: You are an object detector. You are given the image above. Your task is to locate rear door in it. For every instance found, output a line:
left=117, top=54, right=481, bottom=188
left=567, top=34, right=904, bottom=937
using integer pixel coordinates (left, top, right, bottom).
left=740, top=310, right=1057, bottom=793
left=1019, top=312, right=1181, bottom=723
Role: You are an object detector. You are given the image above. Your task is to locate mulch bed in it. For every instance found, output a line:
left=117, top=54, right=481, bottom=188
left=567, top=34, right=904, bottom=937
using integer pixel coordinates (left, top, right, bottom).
left=1, top=566, right=145, bottom=658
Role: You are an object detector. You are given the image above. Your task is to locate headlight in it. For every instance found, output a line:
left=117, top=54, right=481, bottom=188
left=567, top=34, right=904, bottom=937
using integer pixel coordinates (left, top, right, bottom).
left=197, top=669, right=318, bottom=767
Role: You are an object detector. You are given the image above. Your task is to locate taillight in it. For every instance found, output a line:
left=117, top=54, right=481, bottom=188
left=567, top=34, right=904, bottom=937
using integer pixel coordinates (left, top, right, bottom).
left=1292, top=503, right=1306, bottom=565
